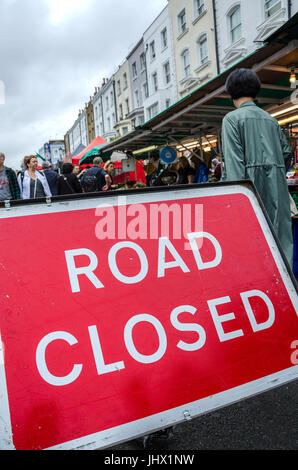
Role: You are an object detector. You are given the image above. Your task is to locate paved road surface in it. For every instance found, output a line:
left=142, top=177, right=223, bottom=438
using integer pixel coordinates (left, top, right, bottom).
left=107, top=380, right=298, bottom=451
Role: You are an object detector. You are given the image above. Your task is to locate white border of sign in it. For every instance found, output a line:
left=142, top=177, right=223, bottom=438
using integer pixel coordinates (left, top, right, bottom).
left=0, top=184, right=297, bottom=450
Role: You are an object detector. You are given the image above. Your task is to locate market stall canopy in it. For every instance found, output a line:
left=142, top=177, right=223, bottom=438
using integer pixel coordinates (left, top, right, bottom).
left=72, top=136, right=107, bottom=165
left=79, top=144, right=113, bottom=165
left=97, top=14, right=297, bottom=158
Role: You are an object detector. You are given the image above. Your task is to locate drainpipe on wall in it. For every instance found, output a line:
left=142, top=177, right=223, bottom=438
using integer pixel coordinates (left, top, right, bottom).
left=288, top=0, right=292, bottom=19
left=112, top=79, right=118, bottom=124
left=212, top=0, right=220, bottom=76
left=100, top=94, right=105, bottom=135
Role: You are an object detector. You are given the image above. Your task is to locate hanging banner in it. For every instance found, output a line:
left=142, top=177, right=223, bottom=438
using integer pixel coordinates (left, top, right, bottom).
left=0, top=183, right=297, bottom=450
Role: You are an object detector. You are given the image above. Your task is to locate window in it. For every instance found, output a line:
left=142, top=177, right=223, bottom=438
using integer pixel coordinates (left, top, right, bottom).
left=143, top=82, right=149, bottom=99
left=150, top=41, right=156, bottom=60
left=148, top=102, right=159, bottom=120
left=140, top=52, right=146, bottom=71
left=198, top=34, right=208, bottom=65
left=112, top=113, right=116, bottom=126
left=117, top=80, right=121, bottom=96
left=123, top=72, right=128, bottom=89
left=125, top=98, right=130, bottom=115
left=181, top=49, right=190, bottom=77
left=138, top=115, right=144, bottom=125
left=152, top=72, right=158, bottom=92
left=119, top=104, right=123, bottom=120
left=132, top=62, right=137, bottom=79
left=165, top=99, right=171, bottom=108
left=229, top=5, right=241, bottom=44
left=122, top=126, right=128, bottom=135
left=163, top=61, right=171, bottom=85
left=134, top=89, right=140, bottom=108
left=161, top=27, right=167, bottom=49
left=105, top=96, right=109, bottom=111
left=194, top=0, right=205, bottom=17
left=178, top=8, right=187, bottom=35
left=265, top=0, right=281, bottom=18
left=107, top=117, right=111, bottom=132
left=110, top=91, right=114, bottom=108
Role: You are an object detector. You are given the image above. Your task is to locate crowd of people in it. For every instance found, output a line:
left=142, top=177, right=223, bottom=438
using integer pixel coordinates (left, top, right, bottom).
left=0, top=149, right=221, bottom=203
left=144, top=151, right=221, bottom=187
left=0, top=154, right=120, bottom=201
left=0, top=67, right=295, bottom=269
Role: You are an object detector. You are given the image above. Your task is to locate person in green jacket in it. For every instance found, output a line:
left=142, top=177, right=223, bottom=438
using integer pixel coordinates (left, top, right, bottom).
left=221, top=68, right=293, bottom=268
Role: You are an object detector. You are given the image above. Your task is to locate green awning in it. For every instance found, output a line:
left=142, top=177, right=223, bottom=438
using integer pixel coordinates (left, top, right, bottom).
left=79, top=145, right=113, bottom=165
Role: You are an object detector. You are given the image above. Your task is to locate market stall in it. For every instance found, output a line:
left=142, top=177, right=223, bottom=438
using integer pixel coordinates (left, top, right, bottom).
left=95, top=13, right=297, bottom=271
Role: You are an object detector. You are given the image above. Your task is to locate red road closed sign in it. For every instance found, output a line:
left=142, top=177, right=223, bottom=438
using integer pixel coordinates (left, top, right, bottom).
left=0, top=183, right=297, bottom=450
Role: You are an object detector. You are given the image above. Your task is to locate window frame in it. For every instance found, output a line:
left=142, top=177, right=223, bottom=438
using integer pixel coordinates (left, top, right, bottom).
left=177, top=8, right=187, bottom=35
left=264, top=0, right=282, bottom=18
left=152, top=72, right=158, bottom=92
left=123, top=72, right=128, bottom=90
left=134, top=89, right=140, bottom=108
left=228, top=4, right=242, bottom=44
left=163, top=61, right=171, bottom=85
left=161, top=27, right=168, bottom=49
left=197, top=33, right=208, bottom=66
left=150, top=40, right=156, bottom=60
left=193, top=0, right=205, bottom=19
left=181, top=48, right=191, bottom=78
left=140, top=52, right=146, bottom=71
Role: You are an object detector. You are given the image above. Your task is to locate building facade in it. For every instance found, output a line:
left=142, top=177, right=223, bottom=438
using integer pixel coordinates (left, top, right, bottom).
left=142, top=4, right=178, bottom=122
left=113, top=59, right=134, bottom=137
left=126, top=38, right=146, bottom=128
left=38, top=140, right=65, bottom=168
left=213, top=0, right=298, bottom=73
left=92, top=84, right=104, bottom=140
left=66, top=108, right=88, bottom=155
left=85, top=98, right=95, bottom=144
left=168, top=0, right=218, bottom=98
left=99, top=77, right=118, bottom=142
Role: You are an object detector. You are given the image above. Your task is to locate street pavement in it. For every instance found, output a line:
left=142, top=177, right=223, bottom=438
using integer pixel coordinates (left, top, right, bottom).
left=108, top=380, right=298, bottom=451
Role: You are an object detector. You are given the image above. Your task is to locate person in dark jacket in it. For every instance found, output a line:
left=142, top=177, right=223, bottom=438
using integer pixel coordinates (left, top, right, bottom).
left=80, top=157, right=107, bottom=192
left=177, top=156, right=195, bottom=184
left=0, top=152, right=21, bottom=200
left=57, top=163, right=82, bottom=195
left=42, top=161, right=59, bottom=196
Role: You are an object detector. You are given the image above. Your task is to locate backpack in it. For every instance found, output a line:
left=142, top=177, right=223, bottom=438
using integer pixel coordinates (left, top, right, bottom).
left=82, top=169, right=100, bottom=193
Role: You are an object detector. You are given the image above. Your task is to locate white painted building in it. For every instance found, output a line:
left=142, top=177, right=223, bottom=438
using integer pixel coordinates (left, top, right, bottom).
left=99, top=77, right=118, bottom=142
left=67, top=109, right=88, bottom=154
left=142, top=5, right=178, bottom=122
left=214, top=0, right=298, bottom=73
left=114, top=59, right=134, bottom=137
left=168, top=0, right=218, bottom=98
left=92, top=84, right=105, bottom=140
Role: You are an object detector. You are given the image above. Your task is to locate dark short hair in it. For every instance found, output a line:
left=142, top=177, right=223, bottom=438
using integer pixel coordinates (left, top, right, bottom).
left=225, top=68, right=261, bottom=100
left=62, top=163, right=73, bottom=174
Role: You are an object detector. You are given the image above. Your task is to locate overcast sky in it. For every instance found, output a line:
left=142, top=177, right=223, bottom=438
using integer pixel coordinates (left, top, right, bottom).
left=0, top=0, right=168, bottom=169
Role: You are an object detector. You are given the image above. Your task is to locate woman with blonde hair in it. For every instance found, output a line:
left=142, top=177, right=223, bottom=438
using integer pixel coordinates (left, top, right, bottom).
left=104, top=160, right=117, bottom=190
left=18, top=155, right=52, bottom=199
